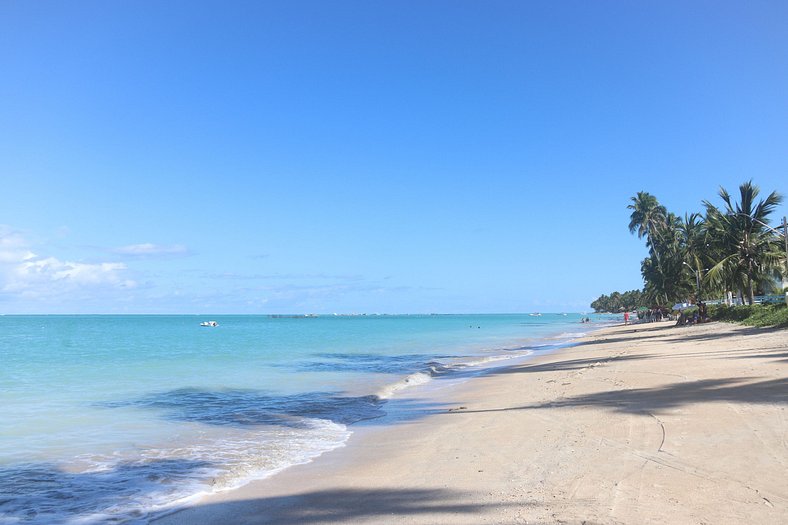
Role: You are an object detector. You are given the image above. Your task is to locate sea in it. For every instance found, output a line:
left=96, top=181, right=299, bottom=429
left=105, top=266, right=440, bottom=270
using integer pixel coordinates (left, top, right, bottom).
left=0, top=313, right=618, bottom=524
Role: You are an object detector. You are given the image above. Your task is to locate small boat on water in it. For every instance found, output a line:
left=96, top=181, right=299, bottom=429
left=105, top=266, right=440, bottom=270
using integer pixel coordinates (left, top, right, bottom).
left=529, top=313, right=542, bottom=317
left=200, top=321, right=218, bottom=327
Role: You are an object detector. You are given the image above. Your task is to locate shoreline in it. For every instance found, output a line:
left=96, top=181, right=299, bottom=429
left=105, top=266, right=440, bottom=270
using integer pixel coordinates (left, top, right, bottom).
left=154, top=321, right=787, bottom=524
left=148, top=321, right=601, bottom=520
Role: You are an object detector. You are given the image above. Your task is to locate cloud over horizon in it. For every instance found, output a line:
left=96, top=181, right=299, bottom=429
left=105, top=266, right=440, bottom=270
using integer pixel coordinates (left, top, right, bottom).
left=113, top=243, right=189, bottom=257
left=0, top=226, right=137, bottom=303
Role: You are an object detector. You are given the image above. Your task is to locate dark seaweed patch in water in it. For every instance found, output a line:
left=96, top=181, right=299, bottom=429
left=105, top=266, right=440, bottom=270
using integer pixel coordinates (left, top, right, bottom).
left=284, top=353, right=458, bottom=375
left=0, top=459, right=213, bottom=524
left=101, top=389, right=386, bottom=428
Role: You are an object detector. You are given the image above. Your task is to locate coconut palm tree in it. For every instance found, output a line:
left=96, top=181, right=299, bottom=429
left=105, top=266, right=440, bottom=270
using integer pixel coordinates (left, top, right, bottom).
left=678, top=212, right=708, bottom=300
left=628, top=192, right=667, bottom=248
left=629, top=192, right=673, bottom=304
left=636, top=211, right=692, bottom=305
left=662, top=213, right=693, bottom=300
left=703, top=180, right=784, bottom=304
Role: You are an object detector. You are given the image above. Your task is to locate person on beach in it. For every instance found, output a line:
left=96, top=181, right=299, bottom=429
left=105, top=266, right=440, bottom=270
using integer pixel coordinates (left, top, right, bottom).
left=624, top=311, right=629, bottom=324
left=698, top=302, right=708, bottom=322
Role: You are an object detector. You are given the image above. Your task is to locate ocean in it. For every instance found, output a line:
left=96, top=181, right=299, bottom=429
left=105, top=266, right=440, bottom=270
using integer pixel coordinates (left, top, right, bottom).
left=0, top=313, right=616, bottom=524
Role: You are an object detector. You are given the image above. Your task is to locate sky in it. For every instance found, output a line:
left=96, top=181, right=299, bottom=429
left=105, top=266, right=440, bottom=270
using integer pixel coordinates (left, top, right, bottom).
left=1, top=1, right=787, bottom=314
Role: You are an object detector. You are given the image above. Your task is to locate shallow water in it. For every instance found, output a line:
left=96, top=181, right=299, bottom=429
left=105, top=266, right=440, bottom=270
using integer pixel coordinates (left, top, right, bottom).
left=0, top=313, right=616, bottom=523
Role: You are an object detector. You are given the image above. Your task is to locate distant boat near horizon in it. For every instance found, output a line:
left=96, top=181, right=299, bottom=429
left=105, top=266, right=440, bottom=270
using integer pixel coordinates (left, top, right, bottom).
left=529, top=313, right=542, bottom=317
left=200, top=320, right=218, bottom=327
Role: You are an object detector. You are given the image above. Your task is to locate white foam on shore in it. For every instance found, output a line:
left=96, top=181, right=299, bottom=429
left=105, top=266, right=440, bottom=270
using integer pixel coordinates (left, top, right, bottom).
left=374, top=349, right=537, bottom=401
left=550, top=331, right=588, bottom=340
left=6, top=418, right=354, bottom=525
left=146, top=418, right=353, bottom=523
left=377, top=371, right=434, bottom=399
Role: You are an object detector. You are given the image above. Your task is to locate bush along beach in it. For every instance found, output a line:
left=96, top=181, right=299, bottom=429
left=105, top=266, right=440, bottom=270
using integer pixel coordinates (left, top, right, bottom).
left=709, top=303, right=788, bottom=328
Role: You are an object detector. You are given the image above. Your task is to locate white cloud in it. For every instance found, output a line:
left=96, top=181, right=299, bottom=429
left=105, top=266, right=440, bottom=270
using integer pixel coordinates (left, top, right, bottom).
left=203, top=272, right=364, bottom=281
left=0, top=226, right=136, bottom=302
left=113, top=243, right=189, bottom=256
left=0, top=227, right=36, bottom=263
left=5, top=258, right=135, bottom=293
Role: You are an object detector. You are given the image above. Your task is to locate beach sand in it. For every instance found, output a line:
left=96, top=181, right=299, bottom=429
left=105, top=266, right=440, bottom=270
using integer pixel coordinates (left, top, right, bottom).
left=155, top=321, right=787, bottom=524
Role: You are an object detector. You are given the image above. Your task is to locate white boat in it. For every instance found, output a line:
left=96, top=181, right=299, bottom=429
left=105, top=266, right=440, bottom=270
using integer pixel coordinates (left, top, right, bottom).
left=200, top=321, right=218, bottom=327
left=529, top=313, right=542, bottom=317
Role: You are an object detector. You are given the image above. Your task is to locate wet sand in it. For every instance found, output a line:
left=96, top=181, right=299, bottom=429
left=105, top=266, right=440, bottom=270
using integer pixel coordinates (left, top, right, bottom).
left=155, top=321, right=787, bottom=524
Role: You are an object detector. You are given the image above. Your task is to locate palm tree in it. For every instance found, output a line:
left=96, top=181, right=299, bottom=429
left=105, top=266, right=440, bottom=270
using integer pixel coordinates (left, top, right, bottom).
left=628, top=192, right=671, bottom=304
left=678, top=212, right=708, bottom=300
left=656, top=213, right=693, bottom=302
left=628, top=192, right=667, bottom=248
left=703, top=180, right=784, bottom=304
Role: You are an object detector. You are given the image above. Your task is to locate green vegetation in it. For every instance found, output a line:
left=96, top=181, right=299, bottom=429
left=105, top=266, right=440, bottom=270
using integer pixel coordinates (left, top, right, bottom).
left=709, top=303, right=788, bottom=328
left=590, top=290, right=647, bottom=313
left=625, top=180, right=786, bottom=307
left=592, top=180, right=787, bottom=317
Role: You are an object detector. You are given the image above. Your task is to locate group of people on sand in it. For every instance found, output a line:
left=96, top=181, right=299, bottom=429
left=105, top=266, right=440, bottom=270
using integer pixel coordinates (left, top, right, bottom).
left=620, top=303, right=711, bottom=327
left=676, top=302, right=709, bottom=326
left=637, top=308, right=669, bottom=323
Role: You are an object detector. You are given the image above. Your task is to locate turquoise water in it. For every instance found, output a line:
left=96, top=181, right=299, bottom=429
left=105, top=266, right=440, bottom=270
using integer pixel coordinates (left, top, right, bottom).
left=0, top=313, right=616, bottom=523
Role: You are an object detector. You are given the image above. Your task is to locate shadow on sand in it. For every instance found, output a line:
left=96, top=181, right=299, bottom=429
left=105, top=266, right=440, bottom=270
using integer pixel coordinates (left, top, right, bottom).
left=561, top=322, right=785, bottom=349
left=452, top=375, right=787, bottom=417
left=528, top=376, right=788, bottom=414
left=455, top=322, right=788, bottom=416
left=153, top=487, right=528, bottom=524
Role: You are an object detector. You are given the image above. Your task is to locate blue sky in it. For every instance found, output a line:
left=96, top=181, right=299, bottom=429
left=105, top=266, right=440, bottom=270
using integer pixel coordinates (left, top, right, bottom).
left=1, top=1, right=787, bottom=314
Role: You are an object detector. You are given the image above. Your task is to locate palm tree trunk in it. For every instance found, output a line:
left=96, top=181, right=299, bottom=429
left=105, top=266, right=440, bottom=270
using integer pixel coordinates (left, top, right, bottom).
left=648, top=233, right=669, bottom=307
left=747, top=277, right=755, bottom=305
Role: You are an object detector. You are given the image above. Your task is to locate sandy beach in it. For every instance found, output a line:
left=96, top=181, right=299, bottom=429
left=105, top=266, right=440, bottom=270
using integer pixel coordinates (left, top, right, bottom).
left=155, top=321, right=787, bottom=525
